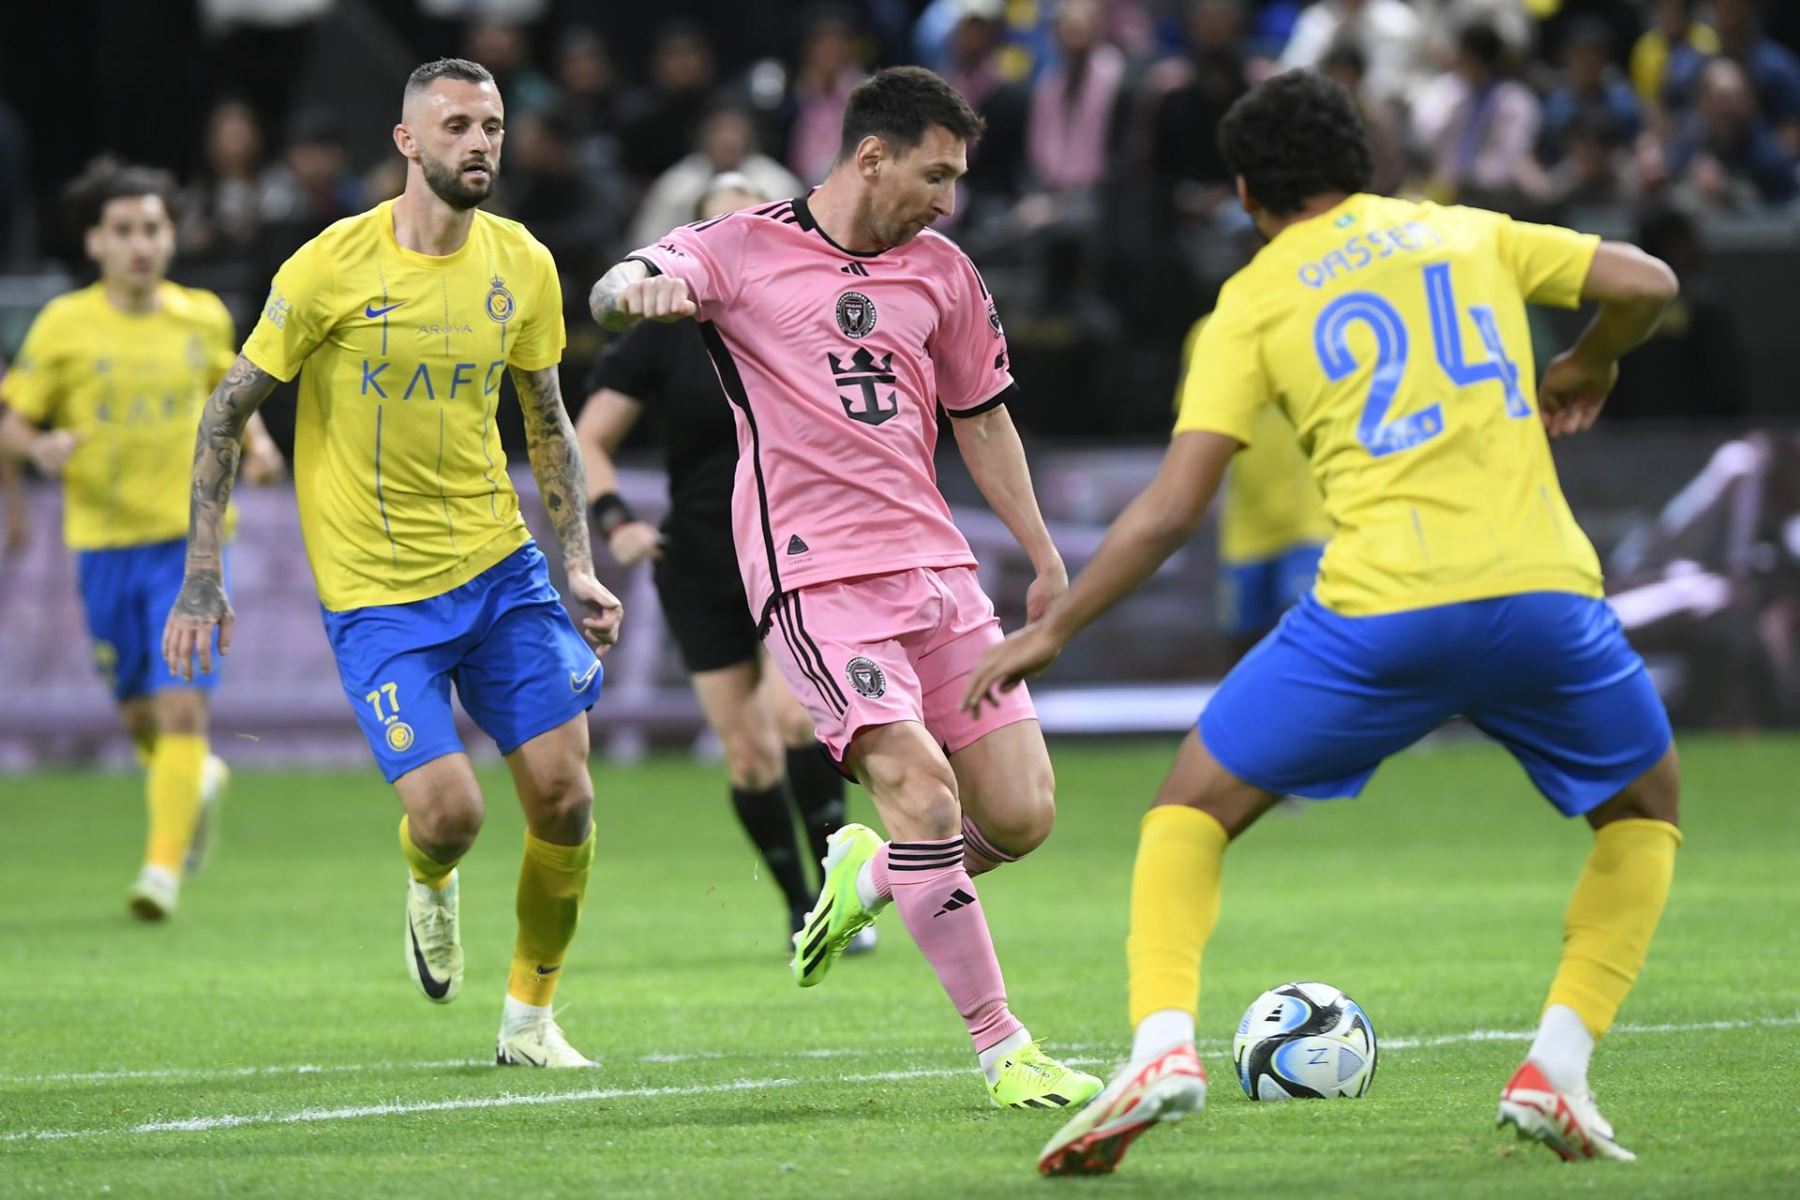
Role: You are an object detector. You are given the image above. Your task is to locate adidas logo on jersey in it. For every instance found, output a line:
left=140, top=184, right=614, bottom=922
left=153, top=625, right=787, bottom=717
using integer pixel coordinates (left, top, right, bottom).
left=839, top=262, right=870, bottom=277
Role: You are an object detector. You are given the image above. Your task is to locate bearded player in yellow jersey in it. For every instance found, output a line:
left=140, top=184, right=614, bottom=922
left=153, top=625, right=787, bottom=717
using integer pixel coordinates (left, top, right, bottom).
left=162, top=59, right=623, bottom=1067
left=967, top=71, right=1684, bottom=1173
left=0, top=160, right=284, bottom=921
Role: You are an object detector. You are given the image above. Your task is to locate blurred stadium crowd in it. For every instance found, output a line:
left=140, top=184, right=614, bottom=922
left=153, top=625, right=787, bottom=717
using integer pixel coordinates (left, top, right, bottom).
left=2, top=0, right=1798, bottom=441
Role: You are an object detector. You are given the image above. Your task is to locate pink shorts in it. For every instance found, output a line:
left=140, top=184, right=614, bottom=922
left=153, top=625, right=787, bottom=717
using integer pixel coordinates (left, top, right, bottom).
left=763, top=565, right=1037, bottom=765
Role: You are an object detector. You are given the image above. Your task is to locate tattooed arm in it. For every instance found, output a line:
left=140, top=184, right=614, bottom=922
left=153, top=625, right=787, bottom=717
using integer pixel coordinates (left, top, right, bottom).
left=162, top=355, right=278, bottom=680
left=512, top=364, right=624, bottom=651
left=588, top=259, right=695, bottom=332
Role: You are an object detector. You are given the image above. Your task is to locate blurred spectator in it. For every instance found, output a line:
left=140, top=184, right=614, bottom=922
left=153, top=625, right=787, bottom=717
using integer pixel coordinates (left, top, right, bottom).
left=554, top=28, right=630, bottom=143
left=1414, top=0, right=1533, bottom=69
left=1546, top=116, right=1641, bottom=210
left=1320, top=42, right=1406, bottom=196
left=258, top=109, right=362, bottom=259
left=1538, top=20, right=1641, bottom=166
left=464, top=20, right=556, bottom=114
left=1027, top=0, right=1127, bottom=194
left=1150, top=0, right=1251, bottom=230
left=1411, top=22, right=1548, bottom=211
left=1662, top=57, right=1798, bottom=210
left=1662, top=0, right=1800, bottom=149
left=504, top=107, right=631, bottom=302
left=943, top=0, right=1032, bottom=218
left=178, top=99, right=266, bottom=264
left=1630, top=0, right=1719, bottom=113
left=785, top=8, right=868, bottom=185
left=1712, top=0, right=1800, bottom=153
left=1279, top=0, right=1427, bottom=107
left=619, top=22, right=718, bottom=184
left=629, top=105, right=802, bottom=247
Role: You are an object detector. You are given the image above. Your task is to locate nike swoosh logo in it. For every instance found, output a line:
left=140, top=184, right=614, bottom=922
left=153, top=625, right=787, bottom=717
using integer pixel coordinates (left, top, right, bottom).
left=569, top=661, right=600, bottom=691
left=534, top=964, right=561, bottom=976
left=408, top=917, right=452, bottom=1000
left=365, top=301, right=403, bottom=318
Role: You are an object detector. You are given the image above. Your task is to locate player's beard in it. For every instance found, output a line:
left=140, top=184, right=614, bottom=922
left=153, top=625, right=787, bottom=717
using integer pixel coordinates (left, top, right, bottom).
left=420, top=150, right=495, bottom=211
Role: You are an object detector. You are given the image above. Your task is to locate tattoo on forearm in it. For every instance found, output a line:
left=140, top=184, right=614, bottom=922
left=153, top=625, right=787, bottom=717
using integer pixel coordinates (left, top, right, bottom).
left=588, top=263, right=639, bottom=331
left=512, top=365, right=595, bottom=572
left=174, top=357, right=275, bottom=617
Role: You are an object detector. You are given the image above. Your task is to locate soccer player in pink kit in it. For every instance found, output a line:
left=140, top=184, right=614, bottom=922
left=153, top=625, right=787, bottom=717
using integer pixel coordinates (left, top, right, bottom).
left=590, top=67, right=1101, bottom=1110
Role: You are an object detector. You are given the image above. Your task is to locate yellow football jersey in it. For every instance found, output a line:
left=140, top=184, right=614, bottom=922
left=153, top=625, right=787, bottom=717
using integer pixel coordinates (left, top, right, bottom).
left=0, top=282, right=236, bottom=549
left=1179, top=317, right=1331, bottom=565
left=1176, top=194, right=1603, bottom=615
left=243, top=199, right=566, bottom=610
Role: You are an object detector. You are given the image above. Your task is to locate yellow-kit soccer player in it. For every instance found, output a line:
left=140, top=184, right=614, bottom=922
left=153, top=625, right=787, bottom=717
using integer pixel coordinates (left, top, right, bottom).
left=0, top=160, right=283, bottom=919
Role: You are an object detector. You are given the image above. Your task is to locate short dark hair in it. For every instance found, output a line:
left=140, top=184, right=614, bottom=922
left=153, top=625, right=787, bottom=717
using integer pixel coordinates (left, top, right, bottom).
left=839, top=66, right=983, bottom=160
left=1217, top=69, right=1372, bottom=217
left=405, top=57, right=495, bottom=103
left=63, top=156, right=179, bottom=233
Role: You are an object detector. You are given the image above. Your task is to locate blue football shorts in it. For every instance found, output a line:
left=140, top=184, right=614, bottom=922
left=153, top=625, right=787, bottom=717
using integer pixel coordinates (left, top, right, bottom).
left=320, top=543, right=603, bottom=783
left=1200, top=591, right=1672, bottom=817
left=76, top=538, right=229, bottom=702
left=1220, top=542, right=1326, bottom=638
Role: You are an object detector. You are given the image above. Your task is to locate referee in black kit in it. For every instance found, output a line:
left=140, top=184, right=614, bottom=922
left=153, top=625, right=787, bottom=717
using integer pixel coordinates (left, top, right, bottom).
left=577, top=174, right=876, bottom=955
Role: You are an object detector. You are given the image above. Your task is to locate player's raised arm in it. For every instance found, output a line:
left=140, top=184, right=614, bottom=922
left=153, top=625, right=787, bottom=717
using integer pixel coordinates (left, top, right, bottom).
left=948, top=405, right=1066, bottom=621
left=163, top=354, right=279, bottom=679
left=1539, top=242, right=1678, bottom=438
left=962, top=430, right=1239, bottom=713
left=513, top=364, right=624, bottom=651
left=588, top=258, right=696, bottom=332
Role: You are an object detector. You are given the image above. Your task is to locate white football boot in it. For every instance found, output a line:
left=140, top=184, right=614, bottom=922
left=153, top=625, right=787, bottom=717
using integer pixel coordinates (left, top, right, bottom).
left=404, top=871, right=463, bottom=1004
left=127, top=865, right=180, bottom=921
left=1497, top=1059, right=1637, bottom=1162
left=496, top=1009, right=597, bottom=1068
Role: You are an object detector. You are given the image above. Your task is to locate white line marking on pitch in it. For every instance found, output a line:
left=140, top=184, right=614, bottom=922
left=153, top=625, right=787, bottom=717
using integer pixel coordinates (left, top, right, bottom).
left=0, top=1068, right=968, bottom=1143
left=4, top=1013, right=1795, bottom=1144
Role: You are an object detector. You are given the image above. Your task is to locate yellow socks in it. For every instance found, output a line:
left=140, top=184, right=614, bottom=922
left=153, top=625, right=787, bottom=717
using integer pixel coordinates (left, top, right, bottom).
left=508, top=828, right=596, bottom=1006
left=1546, top=818, right=1682, bottom=1038
left=144, top=734, right=206, bottom=872
left=399, top=815, right=460, bottom=890
left=1127, top=805, right=1230, bottom=1026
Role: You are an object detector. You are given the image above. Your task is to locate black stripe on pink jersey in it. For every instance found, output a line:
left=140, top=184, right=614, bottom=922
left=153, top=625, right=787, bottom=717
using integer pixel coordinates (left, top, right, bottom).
left=696, top=321, right=783, bottom=628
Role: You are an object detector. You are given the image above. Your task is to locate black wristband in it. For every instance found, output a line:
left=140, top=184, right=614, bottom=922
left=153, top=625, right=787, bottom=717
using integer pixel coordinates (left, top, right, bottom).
left=591, top=492, right=638, bottom=538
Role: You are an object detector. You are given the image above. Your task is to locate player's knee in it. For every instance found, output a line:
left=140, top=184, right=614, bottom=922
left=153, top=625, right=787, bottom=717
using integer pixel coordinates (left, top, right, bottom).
left=152, top=691, right=208, bottom=737
left=1589, top=744, right=1680, bottom=830
left=869, top=758, right=961, bottom=841
left=528, top=764, right=595, bottom=842
left=720, top=728, right=783, bottom=791
left=410, top=794, right=485, bottom=857
left=974, top=763, right=1056, bottom=858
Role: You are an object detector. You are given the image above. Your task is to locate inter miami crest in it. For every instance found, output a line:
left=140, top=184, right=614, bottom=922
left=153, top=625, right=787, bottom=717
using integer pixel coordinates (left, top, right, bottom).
left=836, top=291, right=877, bottom=339
left=845, top=656, right=887, bottom=699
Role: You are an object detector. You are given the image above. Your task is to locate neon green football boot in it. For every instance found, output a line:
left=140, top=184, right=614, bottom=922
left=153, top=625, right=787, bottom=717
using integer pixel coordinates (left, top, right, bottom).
left=988, top=1039, right=1104, bottom=1110
left=792, top=823, right=882, bottom=987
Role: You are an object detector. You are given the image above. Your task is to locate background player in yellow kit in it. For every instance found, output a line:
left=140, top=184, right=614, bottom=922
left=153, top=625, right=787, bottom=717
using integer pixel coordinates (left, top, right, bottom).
left=0, top=159, right=283, bottom=920
left=966, top=70, right=1684, bottom=1173
left=163, top=59, right=623, bottom=1066
left=1179, top=316, right=1331, bottom=658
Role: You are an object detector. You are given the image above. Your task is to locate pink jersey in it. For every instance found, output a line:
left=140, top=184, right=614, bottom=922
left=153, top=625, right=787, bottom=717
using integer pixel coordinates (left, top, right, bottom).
left=626, top=193, right=1015, bottom=625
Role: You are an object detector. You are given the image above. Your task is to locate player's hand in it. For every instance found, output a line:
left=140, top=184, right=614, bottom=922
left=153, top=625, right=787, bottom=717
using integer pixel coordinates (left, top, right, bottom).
left=162, top=570, right=234, bottom=681
left=617, top=277, right=697, bottom=323
left=606, top=521, right=664, bottom=567
left=568, top=567, right=625, bottom=653
left=1538, top=349, right=1618, bottom=439
left=961, top=621, right=1063, bottom=716
left=241, top=436, right=286, bottom=486
left=28, top=430, right=80, bottom=476
left=1025, top=558, right=1069, bottom=625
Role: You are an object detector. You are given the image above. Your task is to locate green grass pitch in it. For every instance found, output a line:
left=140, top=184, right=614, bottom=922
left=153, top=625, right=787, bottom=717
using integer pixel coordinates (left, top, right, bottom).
left=2, top=735, right=1796, bottom=1197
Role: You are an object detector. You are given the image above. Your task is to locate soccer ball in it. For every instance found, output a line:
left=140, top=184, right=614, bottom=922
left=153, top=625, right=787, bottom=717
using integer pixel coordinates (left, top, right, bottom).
left=1233, top=981, right=1377, bottom=1101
